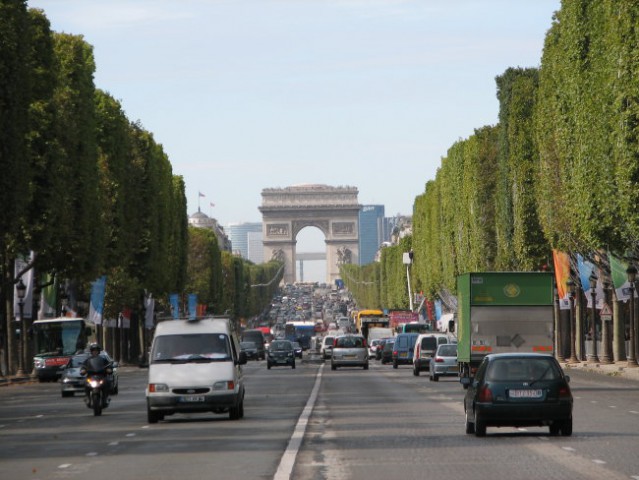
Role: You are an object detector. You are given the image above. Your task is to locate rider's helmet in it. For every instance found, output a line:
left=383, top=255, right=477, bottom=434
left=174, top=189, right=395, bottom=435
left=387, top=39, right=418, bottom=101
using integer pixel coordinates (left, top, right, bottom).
left=89, top=343, right=102, bottom=353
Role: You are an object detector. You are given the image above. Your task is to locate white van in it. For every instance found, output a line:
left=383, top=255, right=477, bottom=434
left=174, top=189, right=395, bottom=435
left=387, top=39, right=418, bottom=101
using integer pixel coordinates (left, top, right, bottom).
left=146, top=317, right=247, bottom=423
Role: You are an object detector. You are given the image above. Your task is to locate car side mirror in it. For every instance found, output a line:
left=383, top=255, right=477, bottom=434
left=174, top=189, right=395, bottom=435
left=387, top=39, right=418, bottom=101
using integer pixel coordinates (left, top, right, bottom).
left=460, top=377, right=471, bottom=387
left=564, top=375, right=570, bottom=383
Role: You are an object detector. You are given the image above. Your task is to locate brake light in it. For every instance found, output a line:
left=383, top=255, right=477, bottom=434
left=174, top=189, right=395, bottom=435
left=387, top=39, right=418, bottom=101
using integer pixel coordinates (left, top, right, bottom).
left=478, top=386, right=493, bottom=403
left=416, top=345, right=421, bottom=357
left=435, top=357, right=444, bottom=363
left=559, top=385, right=571, bottom=398
left=363, top=339, right=368, bottom=348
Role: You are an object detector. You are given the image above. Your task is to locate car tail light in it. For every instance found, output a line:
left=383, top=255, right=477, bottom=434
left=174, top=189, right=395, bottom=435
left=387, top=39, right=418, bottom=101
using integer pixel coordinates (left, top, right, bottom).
left=478, top=385, right=493, bottom=403
left=363, top=339, right=368, bottom=348
left=435, top=357, right=444, bottom=363
left=416, top=345, right=421, bottom=357
left=559, top=385, right=571, bottom=398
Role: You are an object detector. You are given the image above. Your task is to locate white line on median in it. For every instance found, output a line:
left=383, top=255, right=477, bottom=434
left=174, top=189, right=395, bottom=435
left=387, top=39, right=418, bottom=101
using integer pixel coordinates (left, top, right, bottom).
left=274, top=364, right=324, bottom=480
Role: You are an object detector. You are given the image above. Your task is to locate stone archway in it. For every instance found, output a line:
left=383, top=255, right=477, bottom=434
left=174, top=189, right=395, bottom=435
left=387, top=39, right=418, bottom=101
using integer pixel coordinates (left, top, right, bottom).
left=259, top=185, right=360, bottom=284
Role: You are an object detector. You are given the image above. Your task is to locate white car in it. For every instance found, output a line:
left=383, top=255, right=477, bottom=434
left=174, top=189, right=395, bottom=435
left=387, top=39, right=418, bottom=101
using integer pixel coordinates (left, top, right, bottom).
left=368, top=338, right=383, bottom=358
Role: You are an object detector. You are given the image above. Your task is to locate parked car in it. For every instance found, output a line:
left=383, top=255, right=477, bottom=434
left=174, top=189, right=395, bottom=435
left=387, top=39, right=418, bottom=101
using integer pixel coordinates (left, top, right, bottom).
left=320, top=335, right=335, bottom=359
left=462, top=353, right=573, bottom=437
left=413, top=333, right=457, bottom=375
left=331, top=334, right=368, bottom=370
left=428, top=343, right=458, bottom=381
left=291, top=341, right=303, bottom=358
left=392, top=333, right=419, bottom=369
left=240, top=341, right=259, bottom=360
left=380, top=339, right=395, bottom=364
left=60, top=351, right=119, bottom=398
left=267, top=340, right=296, bottom=369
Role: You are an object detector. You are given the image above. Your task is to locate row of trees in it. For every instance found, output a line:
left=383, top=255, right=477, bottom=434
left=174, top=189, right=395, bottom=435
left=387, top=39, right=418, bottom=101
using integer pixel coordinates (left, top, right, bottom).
left=0, top=2, right=282, bottom=374
left=342, top=0, right=639, bottom=361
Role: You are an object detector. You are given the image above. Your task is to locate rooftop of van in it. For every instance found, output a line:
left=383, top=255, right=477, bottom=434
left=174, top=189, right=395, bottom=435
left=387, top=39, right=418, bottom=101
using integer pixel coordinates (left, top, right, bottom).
left=154, top=317, right=233, bottom=335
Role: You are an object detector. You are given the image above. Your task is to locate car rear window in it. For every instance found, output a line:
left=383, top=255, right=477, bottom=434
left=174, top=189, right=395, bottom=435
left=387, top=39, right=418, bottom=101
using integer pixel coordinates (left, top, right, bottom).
left=438, top=344, right=457, bottom=357
left=336, top=337, right=364, bottom=348
left=421, top=337, right=437, bottom=350
left=486, top=358, right=559, bottom=382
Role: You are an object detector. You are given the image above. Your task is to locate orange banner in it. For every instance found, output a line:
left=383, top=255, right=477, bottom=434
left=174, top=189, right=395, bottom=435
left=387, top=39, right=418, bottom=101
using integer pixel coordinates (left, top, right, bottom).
left=553, top=250, right=570, bottom=299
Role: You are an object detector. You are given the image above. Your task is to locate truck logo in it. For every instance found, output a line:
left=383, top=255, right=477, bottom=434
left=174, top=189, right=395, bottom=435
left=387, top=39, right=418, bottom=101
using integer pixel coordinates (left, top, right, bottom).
left=503, top=283, right=521, bottom=298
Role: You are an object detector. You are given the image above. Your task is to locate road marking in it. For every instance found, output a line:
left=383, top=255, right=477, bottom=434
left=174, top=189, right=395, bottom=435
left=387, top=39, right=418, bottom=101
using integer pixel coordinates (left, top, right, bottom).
left=126, top=433, right=136, bottom=437
left=630, top=411, right=639, bottom=414
left=108, top=442, right=119, bottom=446
left=58, top=464, right=71, bottom=469
left=86, top=452, right=98, bottom=456
left=274, top=364, right=324, bottom=480
left=609, top=405, right=617, bottom=408
left=562, top=447, right=576, bottom=452
left=592, top=459, right=606, bottom=465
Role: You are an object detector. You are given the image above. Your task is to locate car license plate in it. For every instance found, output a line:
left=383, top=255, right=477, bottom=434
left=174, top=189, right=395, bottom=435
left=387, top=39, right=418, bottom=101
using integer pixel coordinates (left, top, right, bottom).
left=180, top=395, right=205, bottom=402
left=509, top=389, right=542, bottom=398
left=344, top=354, right=356, bottom=359
left=399, top=352, right=407, bottom=358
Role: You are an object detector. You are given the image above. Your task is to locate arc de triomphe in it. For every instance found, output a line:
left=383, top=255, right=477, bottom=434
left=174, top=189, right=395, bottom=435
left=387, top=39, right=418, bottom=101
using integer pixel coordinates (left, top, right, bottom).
left=259, top=185, right=360, bottom=285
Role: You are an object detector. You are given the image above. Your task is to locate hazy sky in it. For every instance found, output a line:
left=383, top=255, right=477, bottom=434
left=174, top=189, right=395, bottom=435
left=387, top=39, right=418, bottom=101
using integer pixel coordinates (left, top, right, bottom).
left=28, top=0, right=561, bottom=281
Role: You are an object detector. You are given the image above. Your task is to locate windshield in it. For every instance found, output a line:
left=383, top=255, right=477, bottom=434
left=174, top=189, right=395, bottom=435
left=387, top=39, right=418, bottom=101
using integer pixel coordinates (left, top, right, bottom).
left=33, top=320, right=86, bottom=356
left=151, top=334, right=232, bottom=363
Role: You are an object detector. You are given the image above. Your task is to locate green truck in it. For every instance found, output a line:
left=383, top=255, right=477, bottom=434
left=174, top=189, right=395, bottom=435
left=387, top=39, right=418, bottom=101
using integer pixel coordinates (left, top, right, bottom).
left=456, top=272, right=555, bottom=383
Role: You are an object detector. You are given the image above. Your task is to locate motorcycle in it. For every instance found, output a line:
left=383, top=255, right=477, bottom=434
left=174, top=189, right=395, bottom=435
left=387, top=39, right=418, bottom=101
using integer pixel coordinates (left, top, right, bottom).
left=82, top=367, right=112, bottom=416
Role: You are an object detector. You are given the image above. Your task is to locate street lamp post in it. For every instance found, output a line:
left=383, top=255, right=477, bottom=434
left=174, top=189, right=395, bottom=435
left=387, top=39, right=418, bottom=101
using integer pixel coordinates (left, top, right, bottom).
left=567, top=279, right=580, bottom=363
left=588, top=272, right=599, bottom=363
left=626, top=265, right=639, bottom=367
left=554, top=285, right=564, bottom=362
left=600, top=280, right=613, bottom=364
left=16, top=278, right=27, bottom=376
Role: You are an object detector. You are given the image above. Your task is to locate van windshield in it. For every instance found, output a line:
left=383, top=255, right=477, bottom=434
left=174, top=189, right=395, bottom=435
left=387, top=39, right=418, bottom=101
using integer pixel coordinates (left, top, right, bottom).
left=151, top=334, right=232, bottom=363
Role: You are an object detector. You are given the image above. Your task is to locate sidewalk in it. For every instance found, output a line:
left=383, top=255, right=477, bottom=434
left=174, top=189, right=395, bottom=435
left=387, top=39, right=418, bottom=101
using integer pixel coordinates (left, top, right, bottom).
left=561, top=359, right=639, bottom=382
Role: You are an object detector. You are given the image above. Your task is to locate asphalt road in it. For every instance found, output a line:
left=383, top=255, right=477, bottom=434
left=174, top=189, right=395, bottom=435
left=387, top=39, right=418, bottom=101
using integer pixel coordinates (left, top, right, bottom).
left=1, top=359, right=638, bottom=480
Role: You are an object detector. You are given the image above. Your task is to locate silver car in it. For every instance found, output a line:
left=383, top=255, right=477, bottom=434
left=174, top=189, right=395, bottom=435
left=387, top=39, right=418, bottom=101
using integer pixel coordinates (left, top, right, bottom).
left=428, top=343, right=458, bottom=381
left=331, top=335, right=368, bottom=370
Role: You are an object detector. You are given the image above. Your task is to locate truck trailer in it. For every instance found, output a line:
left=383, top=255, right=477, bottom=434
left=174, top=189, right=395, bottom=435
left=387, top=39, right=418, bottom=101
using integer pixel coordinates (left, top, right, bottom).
left=456, top=272, right=554, bottom=383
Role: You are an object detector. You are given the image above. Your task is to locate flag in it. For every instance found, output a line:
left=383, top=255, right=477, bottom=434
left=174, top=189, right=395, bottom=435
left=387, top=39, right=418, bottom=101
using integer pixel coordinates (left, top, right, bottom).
left=88, top=276, right=107, bottom=325
left=13, top=254, right=34, bottom=320
left=199, top=191, right=205, bottom=197
left=608, top=252, right=635, bottom=302
left=188, top=294, right=197, bottom=320
left=169, top=293, right=179, bottom=319
left=577, top=254, right=605, bottom=308
left=145, top=294, right=155, bottom=329
left=552, top=250, right=571, bottom=309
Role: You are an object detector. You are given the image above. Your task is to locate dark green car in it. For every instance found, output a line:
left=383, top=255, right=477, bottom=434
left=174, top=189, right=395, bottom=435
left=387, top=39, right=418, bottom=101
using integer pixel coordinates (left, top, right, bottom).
left=462, top=353, right=573, bottom=437
left=267, top=340, right=296, bottom=369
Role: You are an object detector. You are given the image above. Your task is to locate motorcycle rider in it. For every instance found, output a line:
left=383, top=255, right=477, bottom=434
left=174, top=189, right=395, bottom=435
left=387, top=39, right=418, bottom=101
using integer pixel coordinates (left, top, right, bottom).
left=81, top=343, right=112, bottom=402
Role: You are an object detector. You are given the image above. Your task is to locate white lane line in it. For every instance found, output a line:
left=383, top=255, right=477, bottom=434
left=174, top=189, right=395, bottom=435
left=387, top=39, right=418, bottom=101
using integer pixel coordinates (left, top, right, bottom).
left=58, top=464, right=72, bottom=469
left=125, top=433, right=136, bottom=437
left=274, top=364, right=323, bottom=480
left=592, top=459, right=606, bottom=465
left=562, top=447, right=576, bottom=452
left=630, top=411, right=639, bottom=414
left=609, top=405, right=617, bottom=409
left=86, top=452, right=98, bottom=457
left=108, top=442, right=119, bottom=446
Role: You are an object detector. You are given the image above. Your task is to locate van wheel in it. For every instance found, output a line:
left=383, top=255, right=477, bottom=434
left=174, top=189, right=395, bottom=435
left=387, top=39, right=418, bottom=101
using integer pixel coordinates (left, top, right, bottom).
left=413, top=366, right=419, bottom=376
left=331, top=363, right=337, bottom=370
left=363, top=363, right=369, bottom=370
left=148, top=409, right=162, bottom=424
left=393, top=360, right=398, bottom=369
left=229, top=401, right=242, bottom=420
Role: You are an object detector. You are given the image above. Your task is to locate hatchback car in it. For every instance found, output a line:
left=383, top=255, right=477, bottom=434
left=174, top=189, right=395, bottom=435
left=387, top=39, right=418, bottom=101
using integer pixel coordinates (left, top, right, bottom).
left=331, top=334, right=368, bottom=370
left=267, top=340, right=296, bottom=369
left=428, top=343, right=458, bottom=381
left=60, top=351, right=119, bottom=398
left=462, top=353, right=573, bottom=437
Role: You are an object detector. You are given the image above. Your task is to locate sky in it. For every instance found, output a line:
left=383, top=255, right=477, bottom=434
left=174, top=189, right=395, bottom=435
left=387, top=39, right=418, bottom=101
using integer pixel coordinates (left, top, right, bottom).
left=28, top=0, right=561, bottom=282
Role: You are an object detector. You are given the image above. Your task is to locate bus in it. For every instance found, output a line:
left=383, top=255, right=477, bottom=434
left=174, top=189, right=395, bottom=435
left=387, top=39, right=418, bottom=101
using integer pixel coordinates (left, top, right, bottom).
left=284, top=321, right=315, bottom=350
left=31, top=317, right=95, bottom=382
left=398, top=322, right=431, bottom=334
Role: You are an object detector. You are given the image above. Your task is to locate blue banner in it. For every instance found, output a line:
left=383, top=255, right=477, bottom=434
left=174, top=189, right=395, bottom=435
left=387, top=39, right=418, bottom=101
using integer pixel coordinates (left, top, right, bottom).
left=577, top=254, right=596, bottom=291
left=434, top=299, right=442, bottom=320
left=88, top=276, right=107, bottom=325
left=188, top=294, right=197, bottom=320
left=169, top=293, right=179, bottom=319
